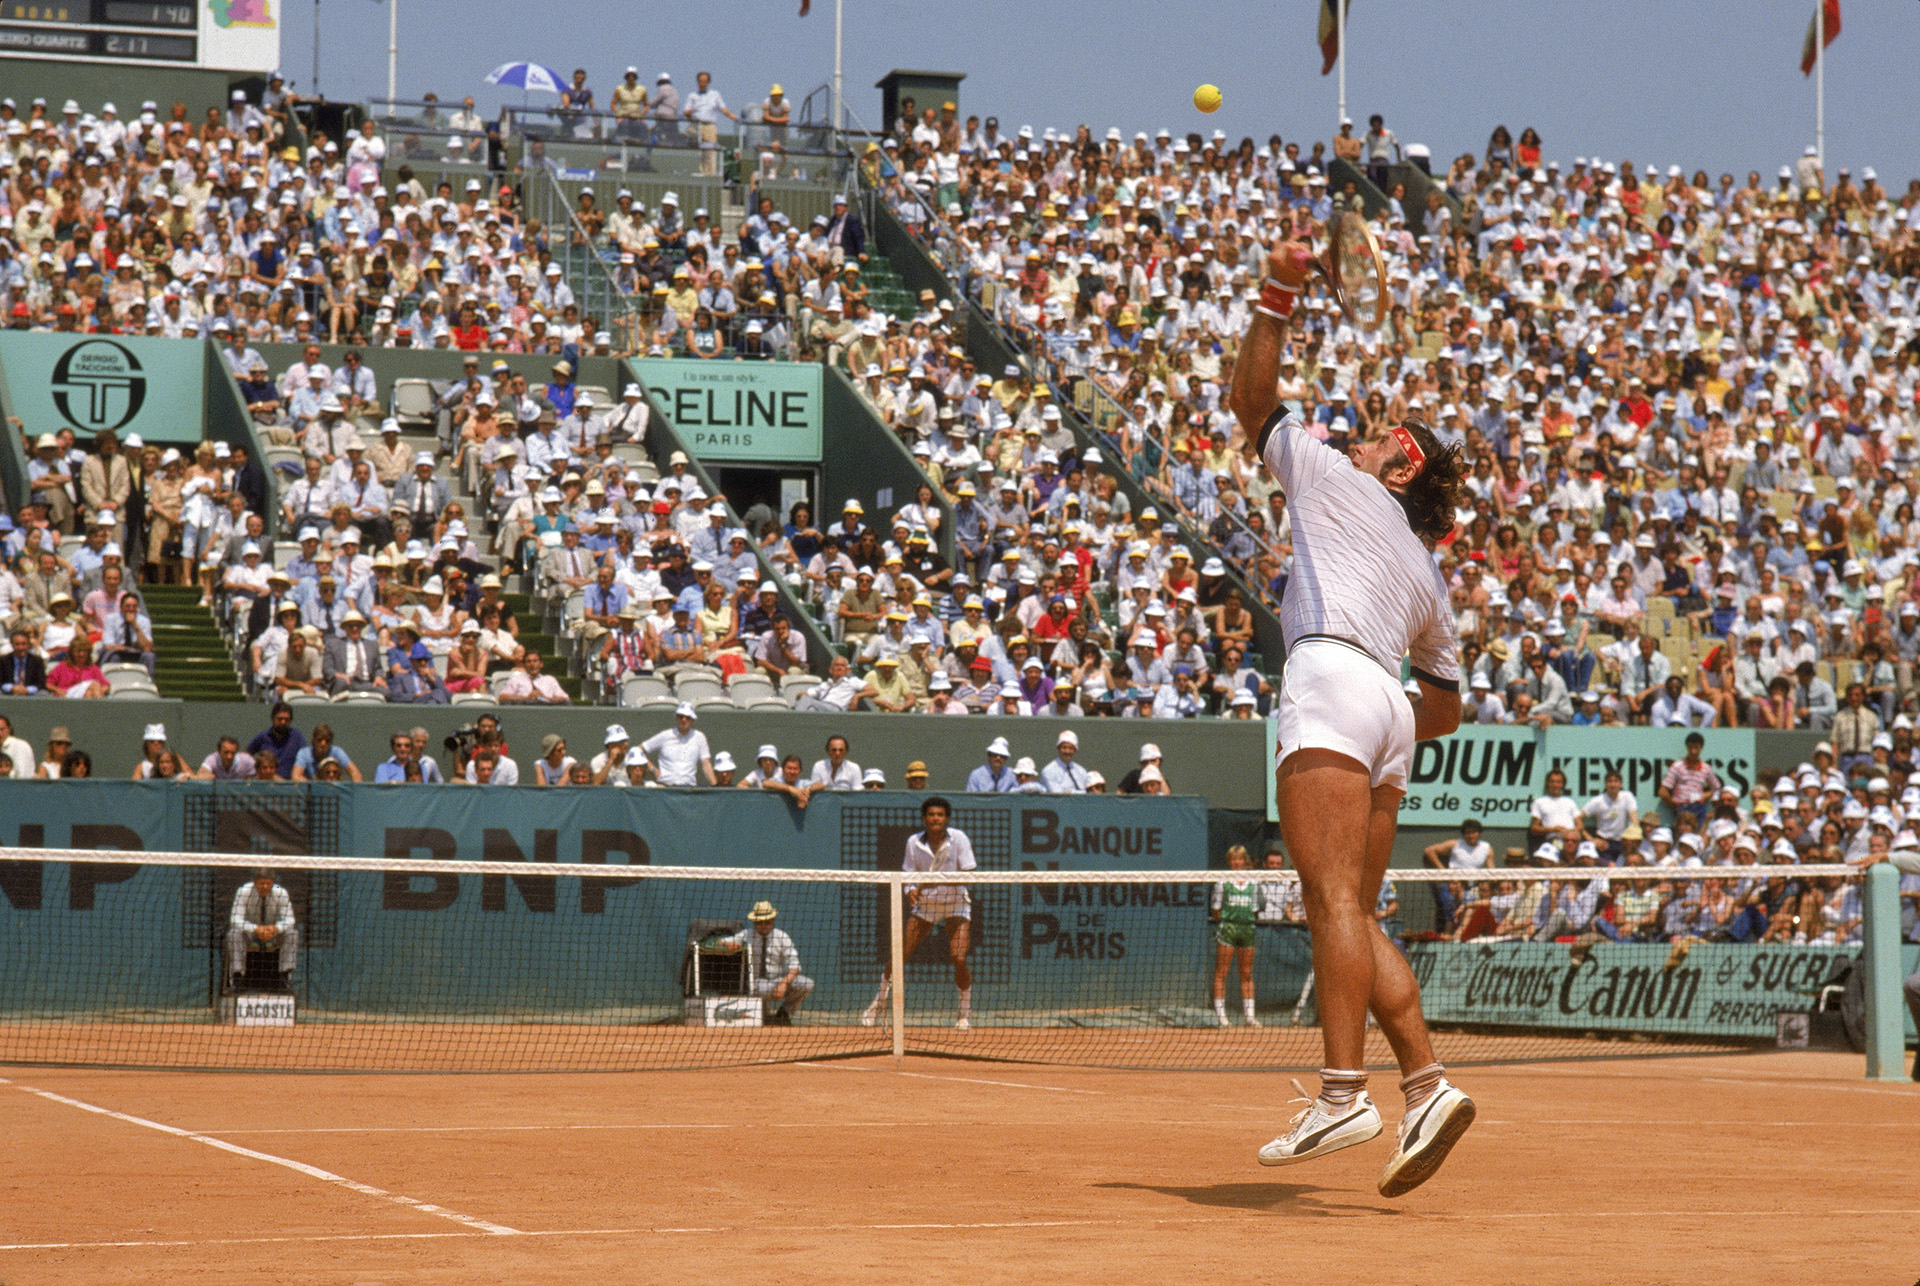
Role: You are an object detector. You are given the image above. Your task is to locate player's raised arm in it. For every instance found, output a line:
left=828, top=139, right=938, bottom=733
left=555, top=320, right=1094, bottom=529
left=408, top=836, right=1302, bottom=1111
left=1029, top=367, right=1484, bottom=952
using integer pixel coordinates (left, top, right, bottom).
left=1227, top=237, right=1315, bottom=456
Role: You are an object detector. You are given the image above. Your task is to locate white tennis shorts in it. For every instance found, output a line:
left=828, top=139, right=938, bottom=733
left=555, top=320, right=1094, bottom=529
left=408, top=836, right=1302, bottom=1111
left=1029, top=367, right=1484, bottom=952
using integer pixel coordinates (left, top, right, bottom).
left=1275, top=639, right=1416, bottom=790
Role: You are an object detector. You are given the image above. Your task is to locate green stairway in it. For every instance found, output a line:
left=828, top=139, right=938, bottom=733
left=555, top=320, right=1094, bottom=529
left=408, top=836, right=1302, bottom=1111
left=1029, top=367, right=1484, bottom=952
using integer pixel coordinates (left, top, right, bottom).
left=502, top=591, right=582, bottom=702
left=858, top=259, right=920, bottom=321
left=142, top=584, right=246, bottom=702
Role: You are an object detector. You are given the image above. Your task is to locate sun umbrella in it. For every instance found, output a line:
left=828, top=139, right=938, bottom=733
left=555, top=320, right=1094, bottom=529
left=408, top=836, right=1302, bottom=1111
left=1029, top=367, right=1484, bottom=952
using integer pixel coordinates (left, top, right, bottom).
left=484, top=61, right=567, bottom=94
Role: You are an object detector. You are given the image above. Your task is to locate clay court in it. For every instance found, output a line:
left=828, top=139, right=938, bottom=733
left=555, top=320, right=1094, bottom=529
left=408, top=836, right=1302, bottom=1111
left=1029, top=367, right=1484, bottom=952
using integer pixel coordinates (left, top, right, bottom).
left=2, top=1047, right=1914, bottom=1284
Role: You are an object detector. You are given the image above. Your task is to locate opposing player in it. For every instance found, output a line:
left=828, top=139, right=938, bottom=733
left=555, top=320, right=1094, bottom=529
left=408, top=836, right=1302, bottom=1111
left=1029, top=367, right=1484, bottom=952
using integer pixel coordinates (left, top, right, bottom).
left=863, top=795, right=975, bottom=1030
left=1210, top=844, right=1263, bottom=1027
left=1229, top=236, right=1476, bottom=1197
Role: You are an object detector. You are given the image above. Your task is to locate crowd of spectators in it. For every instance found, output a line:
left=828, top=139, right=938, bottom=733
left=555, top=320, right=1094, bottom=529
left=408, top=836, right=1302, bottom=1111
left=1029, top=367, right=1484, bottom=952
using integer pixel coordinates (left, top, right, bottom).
left=866, top=102, right=1920, bottom=733
left=1413, top=732, right=1920, bottom=948
left=0, top=74, right=865, bottom=358
left=6, top=703, right=1186, bottom=797
left=15, top=77, right=1920, bottom=738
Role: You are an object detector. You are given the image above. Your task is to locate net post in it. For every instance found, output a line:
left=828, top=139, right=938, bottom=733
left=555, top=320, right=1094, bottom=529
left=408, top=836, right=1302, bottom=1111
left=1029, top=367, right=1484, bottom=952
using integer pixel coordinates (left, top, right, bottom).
left=889, top=875, right=906, bottom=1066
left=1861, top=861, right=1909, bottom=1081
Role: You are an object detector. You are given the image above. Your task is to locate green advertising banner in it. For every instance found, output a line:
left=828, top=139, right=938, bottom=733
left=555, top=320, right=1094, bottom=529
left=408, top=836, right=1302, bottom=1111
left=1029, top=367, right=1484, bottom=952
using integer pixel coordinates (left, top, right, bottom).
left=1408, top=939, right=1888, bottom=1040
left=1544, top=727, right=1758, bottom=814
left=1402, top=725, right=1758, bottom=826
left=635, top=357, right=822, bottom=462
left=1401, top=726, right=1541, bottom=827
left=0, top=332, right=206, bottom=443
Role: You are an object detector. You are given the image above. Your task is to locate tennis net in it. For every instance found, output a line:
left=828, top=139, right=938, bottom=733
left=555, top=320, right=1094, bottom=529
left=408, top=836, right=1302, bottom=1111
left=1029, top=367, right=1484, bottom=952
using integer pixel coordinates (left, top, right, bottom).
left=0, top=849, right=1885, bottom=1073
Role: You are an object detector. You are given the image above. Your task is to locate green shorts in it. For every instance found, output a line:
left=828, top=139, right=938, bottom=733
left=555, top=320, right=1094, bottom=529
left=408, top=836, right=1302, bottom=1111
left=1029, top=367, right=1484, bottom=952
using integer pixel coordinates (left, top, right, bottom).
left=1216, top=921, right=1256, bottom=949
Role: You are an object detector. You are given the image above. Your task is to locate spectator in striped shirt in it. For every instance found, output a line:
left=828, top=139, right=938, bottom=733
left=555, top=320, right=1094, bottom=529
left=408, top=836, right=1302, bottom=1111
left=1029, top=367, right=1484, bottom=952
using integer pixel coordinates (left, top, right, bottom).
left=1658, top=732, right=1722, bottom=829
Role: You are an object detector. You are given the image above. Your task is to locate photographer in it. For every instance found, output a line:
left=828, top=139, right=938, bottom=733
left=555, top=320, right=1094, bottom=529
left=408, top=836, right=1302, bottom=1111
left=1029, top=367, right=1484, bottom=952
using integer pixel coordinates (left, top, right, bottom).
left=453, top=712, right=520, bottom=785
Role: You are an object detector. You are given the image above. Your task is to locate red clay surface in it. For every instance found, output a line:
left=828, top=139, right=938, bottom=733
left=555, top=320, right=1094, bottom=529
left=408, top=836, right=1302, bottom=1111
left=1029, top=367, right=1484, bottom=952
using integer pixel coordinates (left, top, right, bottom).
left=0, top=1050, right=1913, bottom=1284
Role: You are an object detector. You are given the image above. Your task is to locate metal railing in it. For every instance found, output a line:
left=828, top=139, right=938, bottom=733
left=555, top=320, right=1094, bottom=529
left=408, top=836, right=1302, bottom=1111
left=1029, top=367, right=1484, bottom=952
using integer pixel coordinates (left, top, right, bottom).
left=503, top=103, right=839, bottom=158
left=524, top=161, right=645, bottom=354
left=859, top=171, right=1293, bottom=616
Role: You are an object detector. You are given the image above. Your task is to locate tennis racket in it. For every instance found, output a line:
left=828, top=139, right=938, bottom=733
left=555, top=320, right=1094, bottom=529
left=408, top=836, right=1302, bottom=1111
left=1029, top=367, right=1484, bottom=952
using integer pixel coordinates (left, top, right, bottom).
left=1317, top=209, right=1389, bottom=333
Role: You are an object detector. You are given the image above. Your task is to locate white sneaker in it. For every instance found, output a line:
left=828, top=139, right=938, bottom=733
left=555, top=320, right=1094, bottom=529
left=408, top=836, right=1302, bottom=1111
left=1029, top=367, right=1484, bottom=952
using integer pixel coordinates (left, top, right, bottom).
left=860, top=1000, right=884, bottom=1028
left=1257, top=1080, right=1382, bottom=1167
left=1244, top=1014, right=1262, bottom=1028
left=1377, top=1080, right=1476, bottom=1197
left=954, top=1015, right=971, bottom=1031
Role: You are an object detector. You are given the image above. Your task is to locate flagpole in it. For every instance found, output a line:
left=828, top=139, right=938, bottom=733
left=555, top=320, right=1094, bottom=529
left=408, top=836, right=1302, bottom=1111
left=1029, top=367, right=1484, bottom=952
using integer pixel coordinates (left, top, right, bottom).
left=833, top=0, right=843, bottom=146
left=386, top=0, right=399, bottom=112
left=1814, top=0, right=1825, bottom=176
left=1336, top=0, right=1346, bottom=136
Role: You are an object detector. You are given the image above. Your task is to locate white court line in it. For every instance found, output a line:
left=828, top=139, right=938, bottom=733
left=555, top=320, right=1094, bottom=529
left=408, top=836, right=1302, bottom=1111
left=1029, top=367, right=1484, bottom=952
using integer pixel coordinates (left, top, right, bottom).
left=0, top=1078, right=520, bottom=1237
left=1524, top=1063, right=1919, bottom=1098
left=9, top=1204, right=1920, bottom=1254
left=799, top=1060, right=1272, bottom=1111
left=1476, top=1118, right=1914, bottom=1128
left=201, top=1119, right=1249, bottom=1136
left=0, top=1217, right=1244, bottom=1252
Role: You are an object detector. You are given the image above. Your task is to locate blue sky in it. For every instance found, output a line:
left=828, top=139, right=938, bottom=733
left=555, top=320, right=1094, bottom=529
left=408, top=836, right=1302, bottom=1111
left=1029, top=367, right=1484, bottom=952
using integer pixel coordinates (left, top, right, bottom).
left=292, top=0, right=1920, bottom=182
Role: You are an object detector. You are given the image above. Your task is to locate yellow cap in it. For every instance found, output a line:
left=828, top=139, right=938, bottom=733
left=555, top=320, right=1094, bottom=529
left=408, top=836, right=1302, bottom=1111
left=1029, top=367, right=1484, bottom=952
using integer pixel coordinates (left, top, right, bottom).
left=770, top=83, right=783, bottom=95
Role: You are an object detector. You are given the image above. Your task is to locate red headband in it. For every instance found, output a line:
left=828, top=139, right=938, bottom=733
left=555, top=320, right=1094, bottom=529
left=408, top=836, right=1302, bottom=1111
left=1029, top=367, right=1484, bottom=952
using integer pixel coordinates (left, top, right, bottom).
left=1388, top=426, right=1426, bottom=476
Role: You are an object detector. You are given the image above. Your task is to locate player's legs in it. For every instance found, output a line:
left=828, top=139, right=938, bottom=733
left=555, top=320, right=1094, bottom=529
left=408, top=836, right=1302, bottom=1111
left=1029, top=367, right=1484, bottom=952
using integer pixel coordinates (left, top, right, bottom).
left=1281, top=747, right=1380, bottom=1071
left=1358, top=782, right=1476, bottom=1196
left=1258, top=747, right=1386, bottom=1168
left=862, top=914, right=932, bottom=1025
left=1357, top=783, right=1434, bottom=1075
left=947, top=917, right=973, bottom=1028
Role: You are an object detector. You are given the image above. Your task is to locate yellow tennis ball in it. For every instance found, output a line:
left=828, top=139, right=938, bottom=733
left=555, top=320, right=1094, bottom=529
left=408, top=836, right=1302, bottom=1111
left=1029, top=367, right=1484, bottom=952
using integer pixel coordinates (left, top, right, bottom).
left=1193, top=84, right=1222, bottom=114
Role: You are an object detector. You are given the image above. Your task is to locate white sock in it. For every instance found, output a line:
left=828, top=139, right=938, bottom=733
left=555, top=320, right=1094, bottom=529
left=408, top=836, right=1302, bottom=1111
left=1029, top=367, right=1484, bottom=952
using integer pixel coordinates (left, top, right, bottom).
left=958, top=987, right=971, bottom=1016
left=1242, top=999, right=1257, bottom=1019
left=1318, top=1068, right=1368, bottom=1111
left=1212, top=998, right=1227, bottom=1020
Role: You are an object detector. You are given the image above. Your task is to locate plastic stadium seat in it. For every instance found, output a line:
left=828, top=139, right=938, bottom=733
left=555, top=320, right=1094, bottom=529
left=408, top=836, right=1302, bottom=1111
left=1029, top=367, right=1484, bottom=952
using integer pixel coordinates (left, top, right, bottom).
left=620, top=675, right=672, bottom=706
left=726, top=675, right=775, bottom=706
left=748, top=697, right=791, bottom=711
left=105, top=669, right=158, bottom=696
left=451, top=691, right=499, bottom=706
left=576, top=385, right=612, bottom=410
left=331, top=691, right=388, bottom=705
left=285, top=692, right=330, bottom=706
left=674, top=676, right=725, bottom=706
left=391, top=378, right=437, bottom=427
left=779, top=674, right=821, bottom=700
left=264, top=445, right=304, bottom=477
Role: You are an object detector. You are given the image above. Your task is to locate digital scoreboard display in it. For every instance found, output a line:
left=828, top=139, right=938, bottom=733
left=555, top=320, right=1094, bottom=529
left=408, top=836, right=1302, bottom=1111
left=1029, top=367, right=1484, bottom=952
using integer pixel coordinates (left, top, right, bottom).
left=0, top=0, right=198, bottom=61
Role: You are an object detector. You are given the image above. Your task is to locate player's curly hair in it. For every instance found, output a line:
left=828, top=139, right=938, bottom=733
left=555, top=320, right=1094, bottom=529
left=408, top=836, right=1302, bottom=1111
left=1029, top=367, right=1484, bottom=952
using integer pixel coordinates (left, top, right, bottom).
left=1389, top=415, right=1469, bottom=547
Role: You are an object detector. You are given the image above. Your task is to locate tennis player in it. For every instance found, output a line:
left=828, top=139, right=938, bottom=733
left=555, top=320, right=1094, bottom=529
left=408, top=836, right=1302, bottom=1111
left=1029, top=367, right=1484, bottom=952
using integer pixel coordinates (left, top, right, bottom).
left=862, top=795, right=976, bottom=1030
left=1210, top=844, right=1263, bottom=1027
left=1229, top=236, right=1476, bottom=1197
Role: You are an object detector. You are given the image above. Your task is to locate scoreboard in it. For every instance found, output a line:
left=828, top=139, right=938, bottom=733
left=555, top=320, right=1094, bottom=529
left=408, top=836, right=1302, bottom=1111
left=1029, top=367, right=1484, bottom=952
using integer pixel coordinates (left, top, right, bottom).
left=0, top=0, right=279, bottom=70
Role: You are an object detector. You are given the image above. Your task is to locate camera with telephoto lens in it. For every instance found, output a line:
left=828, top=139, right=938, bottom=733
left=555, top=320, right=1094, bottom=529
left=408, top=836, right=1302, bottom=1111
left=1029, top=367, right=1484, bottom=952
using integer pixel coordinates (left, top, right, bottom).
left=444, top=723, right=481, bottom=758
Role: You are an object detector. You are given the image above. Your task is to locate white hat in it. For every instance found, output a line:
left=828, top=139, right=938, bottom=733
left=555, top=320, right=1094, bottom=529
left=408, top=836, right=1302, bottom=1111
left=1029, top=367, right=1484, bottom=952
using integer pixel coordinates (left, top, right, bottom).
left=713, top=752, right=737, bottom=774
left=142, top=723, right=167, bottom=742
left=624, top=746, right=649, bottom=768
left=986, top=736, right=1011, bottom=757
left=674, top=701, right=698, bottom=719
left=1056, top=729, right=1079, bottom=748
left=1013, top=756, right=1039, bottom=776
left=604, top=723, right=630, bottom=745
left=862, top=767, right=887, bottom=785
left=756, top=743, right=779, bottom=763
left=1138, top=743, right=1161, bottom=762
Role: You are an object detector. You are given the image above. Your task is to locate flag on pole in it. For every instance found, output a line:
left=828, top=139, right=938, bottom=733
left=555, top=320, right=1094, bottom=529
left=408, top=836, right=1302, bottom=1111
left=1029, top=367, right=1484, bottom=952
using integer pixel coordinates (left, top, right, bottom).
left=798, top=0, right=809, bottom=12
left=1318, top=0, right=1348, bottom=75
left=1800, top=0, right=1839, bottom=76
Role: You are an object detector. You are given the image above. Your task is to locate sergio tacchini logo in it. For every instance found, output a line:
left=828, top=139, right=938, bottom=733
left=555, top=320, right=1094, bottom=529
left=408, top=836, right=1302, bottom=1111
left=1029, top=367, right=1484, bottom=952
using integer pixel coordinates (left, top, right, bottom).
left=51, top=339, right=147, bottom=433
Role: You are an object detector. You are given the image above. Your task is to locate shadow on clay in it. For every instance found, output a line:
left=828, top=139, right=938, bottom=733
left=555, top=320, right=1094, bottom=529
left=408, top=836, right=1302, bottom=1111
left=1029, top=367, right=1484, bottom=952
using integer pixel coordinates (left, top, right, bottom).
left=1094, top=1181, right=1389, bottom=1215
